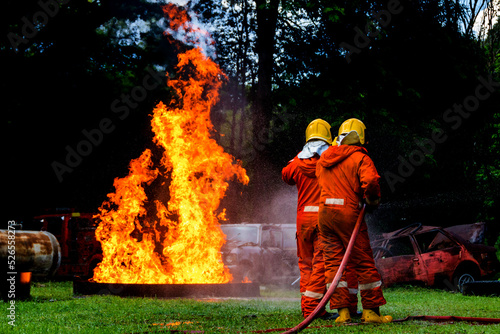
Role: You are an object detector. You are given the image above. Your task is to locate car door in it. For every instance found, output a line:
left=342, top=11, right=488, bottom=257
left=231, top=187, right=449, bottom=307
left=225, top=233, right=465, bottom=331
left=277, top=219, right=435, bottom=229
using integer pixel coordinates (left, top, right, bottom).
left=414, top=230, right=462, bottom=285
left=373, top=235, right=427, bottom=286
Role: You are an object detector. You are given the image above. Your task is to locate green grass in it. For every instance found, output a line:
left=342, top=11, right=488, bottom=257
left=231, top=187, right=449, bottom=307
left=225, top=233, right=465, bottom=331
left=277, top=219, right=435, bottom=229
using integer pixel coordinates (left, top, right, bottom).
left=1, top=281, right=499, bottom=333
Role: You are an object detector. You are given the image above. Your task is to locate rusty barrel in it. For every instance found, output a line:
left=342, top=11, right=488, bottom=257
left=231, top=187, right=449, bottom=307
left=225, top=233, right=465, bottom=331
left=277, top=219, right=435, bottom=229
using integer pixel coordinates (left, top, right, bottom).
left=1, top=230, right=61, bottom=300
left=0, top=230, right=61, bottom=276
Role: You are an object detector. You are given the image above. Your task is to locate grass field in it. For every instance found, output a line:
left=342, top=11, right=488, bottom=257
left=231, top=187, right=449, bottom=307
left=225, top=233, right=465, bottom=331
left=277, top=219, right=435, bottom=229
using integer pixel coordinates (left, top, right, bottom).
left=1, top=281, right=499, bottom=333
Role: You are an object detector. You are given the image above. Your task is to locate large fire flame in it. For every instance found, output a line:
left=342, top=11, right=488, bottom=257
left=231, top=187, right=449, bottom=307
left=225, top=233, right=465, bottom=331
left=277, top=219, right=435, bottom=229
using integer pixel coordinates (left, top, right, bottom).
left=92, top=4, right=249, bottom=284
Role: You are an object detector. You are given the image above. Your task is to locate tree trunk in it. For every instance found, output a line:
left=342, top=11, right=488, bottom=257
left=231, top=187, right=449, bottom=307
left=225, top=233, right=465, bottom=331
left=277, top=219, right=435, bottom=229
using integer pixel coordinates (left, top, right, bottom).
left=250, top=0, right=280, bottom=213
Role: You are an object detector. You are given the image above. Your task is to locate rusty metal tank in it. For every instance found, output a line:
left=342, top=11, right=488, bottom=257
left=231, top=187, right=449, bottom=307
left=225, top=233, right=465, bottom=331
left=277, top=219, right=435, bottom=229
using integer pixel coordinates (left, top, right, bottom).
left=0, top=229, right=61, bottom=277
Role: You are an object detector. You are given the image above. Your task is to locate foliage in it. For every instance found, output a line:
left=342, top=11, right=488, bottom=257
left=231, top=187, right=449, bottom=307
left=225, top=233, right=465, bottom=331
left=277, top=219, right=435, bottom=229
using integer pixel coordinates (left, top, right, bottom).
left=2, top=0, right=499, bottom=242
left=475, top=111, right=500, bottom=250
left=209, top=0, right=499, bottom=237
left=2, top=0, right=176, bottom=218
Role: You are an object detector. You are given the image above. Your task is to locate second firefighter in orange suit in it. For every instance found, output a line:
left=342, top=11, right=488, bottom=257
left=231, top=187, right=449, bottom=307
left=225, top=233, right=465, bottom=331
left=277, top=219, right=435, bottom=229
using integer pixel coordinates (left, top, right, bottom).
left=282, top=119, right=355, bottom=320
left=316, top=118, right=392, bottom=324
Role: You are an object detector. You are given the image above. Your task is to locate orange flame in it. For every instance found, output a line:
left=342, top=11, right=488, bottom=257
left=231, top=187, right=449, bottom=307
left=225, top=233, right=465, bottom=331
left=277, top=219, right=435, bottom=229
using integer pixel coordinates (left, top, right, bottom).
left=242, top=276, right=252, bottom=283
left=92, top=5, right=248, bottom=284
left=163, top=4, right=189, bottom=32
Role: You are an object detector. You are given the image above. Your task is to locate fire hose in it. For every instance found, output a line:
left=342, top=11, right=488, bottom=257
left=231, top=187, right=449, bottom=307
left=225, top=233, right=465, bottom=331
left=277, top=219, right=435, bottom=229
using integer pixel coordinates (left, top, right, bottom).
left=279, top=204, right=367, bottom=334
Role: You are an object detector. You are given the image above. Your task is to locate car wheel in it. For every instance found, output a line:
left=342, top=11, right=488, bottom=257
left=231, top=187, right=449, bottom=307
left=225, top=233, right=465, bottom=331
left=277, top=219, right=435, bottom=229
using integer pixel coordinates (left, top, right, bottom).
left=453, top=270, right=476, bottom=293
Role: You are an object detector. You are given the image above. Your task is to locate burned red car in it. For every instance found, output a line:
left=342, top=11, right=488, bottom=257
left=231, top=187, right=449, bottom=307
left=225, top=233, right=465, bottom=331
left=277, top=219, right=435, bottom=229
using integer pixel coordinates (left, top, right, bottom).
left=371, top=223, right=500, bottom=291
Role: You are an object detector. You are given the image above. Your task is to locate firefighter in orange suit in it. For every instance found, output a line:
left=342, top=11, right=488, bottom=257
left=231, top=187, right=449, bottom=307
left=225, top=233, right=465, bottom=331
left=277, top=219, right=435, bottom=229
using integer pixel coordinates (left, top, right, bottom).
left=316, top=118, right=392, bottom=324
left=282, top=119, right=338, bottom=320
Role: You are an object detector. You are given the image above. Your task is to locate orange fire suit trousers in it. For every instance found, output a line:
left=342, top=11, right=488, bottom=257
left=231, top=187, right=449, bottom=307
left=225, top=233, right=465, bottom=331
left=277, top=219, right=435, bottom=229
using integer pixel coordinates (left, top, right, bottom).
left=296, top=212, right=327, bottom=318
left=318, top=205, right=386, bottom=310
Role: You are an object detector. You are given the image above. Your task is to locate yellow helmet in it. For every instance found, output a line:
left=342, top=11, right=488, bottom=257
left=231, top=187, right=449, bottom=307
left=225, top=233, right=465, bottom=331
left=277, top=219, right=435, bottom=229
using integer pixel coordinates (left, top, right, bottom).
left=337, top=118, right=366, bottom=145
left=305, top=119, right=332, bottom=145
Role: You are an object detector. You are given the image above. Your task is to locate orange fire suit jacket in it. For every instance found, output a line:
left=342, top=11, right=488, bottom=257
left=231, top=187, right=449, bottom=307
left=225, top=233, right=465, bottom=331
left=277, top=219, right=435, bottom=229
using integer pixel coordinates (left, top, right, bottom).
left=316, top=145, right=380, bottom=214
left=282, top=155, right=320, bottom=215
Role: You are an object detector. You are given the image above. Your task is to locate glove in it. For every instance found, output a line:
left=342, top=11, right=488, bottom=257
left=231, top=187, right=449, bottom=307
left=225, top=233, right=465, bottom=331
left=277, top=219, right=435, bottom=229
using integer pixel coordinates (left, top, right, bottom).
left=365, top=197, right=380, bottom=212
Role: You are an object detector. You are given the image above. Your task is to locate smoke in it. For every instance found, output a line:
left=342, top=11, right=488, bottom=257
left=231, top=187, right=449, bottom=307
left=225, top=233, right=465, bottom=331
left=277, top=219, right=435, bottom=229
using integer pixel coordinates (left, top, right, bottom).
left=253, top=184, right=298, bottom=226
left=156, top=0, right=217, bottom=59
left=156, top=1, right=298, bottom=227
left=365, top=209, right=386, bottom=241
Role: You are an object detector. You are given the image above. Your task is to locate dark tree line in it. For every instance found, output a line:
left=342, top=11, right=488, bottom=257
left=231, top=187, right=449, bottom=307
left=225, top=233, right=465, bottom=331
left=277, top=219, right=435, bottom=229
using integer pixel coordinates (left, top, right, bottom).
left=203, top=0, right=500, bottom=248
left=3, top=1, right=499, bottom=251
